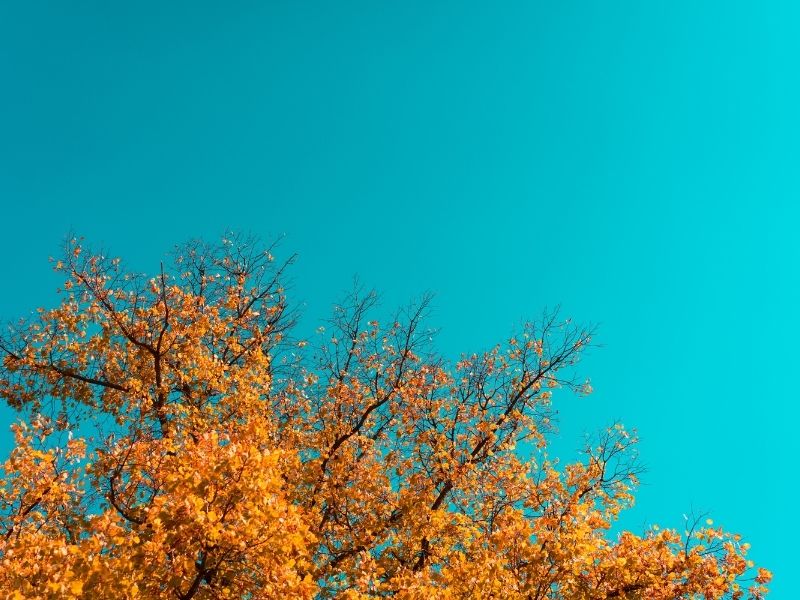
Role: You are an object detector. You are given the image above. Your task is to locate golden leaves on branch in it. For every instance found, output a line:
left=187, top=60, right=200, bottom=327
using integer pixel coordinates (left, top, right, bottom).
left=0, top=237, right=769, bottom=599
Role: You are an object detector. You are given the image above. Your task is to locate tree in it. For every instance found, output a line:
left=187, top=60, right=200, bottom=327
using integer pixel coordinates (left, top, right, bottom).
left=0, top=235, right=770, bottom=599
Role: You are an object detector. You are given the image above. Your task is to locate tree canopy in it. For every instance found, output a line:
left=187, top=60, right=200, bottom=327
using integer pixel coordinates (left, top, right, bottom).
left=0, top=236, right=770, bottom=599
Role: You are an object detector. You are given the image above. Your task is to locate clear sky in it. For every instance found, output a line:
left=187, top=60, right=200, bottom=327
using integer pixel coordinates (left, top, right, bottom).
left=1, top=1, right=797, bottom=594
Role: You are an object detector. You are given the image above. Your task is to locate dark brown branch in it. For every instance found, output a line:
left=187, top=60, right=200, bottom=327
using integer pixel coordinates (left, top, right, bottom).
left=45, top=362, right=128, bottom=393
left=107, top=473, right=144, bottom=526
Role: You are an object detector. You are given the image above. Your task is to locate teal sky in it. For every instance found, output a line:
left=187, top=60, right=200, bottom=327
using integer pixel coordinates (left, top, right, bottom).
left=1, top=1, right=797, bottom=594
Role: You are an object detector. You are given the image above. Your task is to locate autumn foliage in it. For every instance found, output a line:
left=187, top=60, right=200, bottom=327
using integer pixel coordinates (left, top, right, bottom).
left=0, top=236, right=770, bottom=599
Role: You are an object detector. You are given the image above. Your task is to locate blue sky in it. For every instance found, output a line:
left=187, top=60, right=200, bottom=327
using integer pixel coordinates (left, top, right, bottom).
left=1, top=1, right=797, bottom=594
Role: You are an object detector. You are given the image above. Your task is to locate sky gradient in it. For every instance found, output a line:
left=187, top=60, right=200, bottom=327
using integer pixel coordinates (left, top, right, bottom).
left=1, top=1, right=797, bottom=594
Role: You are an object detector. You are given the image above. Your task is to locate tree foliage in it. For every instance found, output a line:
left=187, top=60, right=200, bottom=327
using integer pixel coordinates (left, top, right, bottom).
left=0, top=236, right=770, bottom=599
